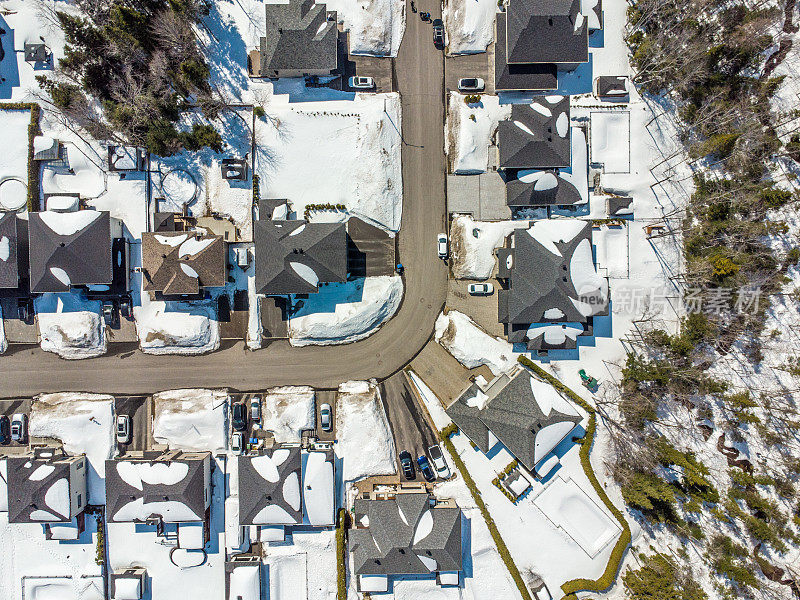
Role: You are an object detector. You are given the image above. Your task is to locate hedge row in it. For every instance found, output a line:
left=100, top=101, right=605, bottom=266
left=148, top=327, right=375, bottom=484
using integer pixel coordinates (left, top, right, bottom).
left=439, top=427, right=534, bottom=600
left=252, top=173, right=260, bottom=206
left=0, top=102, right=41, bottom=211
left=517, top=356, right=632, bottom=597
left=336, top=507, right=347, bottom=600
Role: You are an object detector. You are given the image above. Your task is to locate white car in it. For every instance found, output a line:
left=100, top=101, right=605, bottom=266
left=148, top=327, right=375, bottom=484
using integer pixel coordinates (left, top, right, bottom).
left=458, top=77, right=485, bottom=92
left=231, top=432, right=245, bottom=454
left=320, top=403, right=332, bottom=432
left=349, top=76, right=375, bottom=89
left=10, top=413, right=26, bottom=442
left=468, top=282, right=494, bottom=295
left=116, top=415, right=131, bottom=444
left=428, top=444, right=451, bottom=479
left=437, top=233, right=448, bottom=259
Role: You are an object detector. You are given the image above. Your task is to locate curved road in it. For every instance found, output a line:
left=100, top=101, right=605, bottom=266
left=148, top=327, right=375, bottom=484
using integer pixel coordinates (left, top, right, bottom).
left=0, top=8, right=447, bottom=397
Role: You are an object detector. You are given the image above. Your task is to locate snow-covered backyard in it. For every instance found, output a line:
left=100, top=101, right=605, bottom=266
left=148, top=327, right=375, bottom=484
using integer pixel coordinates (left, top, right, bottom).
left=288, top=275, right=403, bottom=346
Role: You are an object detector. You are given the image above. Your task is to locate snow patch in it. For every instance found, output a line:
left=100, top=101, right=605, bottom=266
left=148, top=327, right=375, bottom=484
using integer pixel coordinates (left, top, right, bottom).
left=435, top=310, right=516, bottom=376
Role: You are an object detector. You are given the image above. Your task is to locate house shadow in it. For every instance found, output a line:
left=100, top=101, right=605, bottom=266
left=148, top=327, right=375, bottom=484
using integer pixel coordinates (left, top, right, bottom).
left=554, top=55, right=594, bottom=96
left=0, top=17, right=20, bottom=100
left=288, top=277, right=366, bottom=318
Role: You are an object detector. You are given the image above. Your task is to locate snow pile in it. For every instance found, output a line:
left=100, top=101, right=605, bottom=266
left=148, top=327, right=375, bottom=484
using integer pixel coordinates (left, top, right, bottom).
left=152, top=389, right=228, bottom=452
left=247, top=271, right=262, bottom=349
left=30, top=393, right=116, bottom=503
left=135, top=299, right=220, bottom=355
left=335, top=381, right=396, bottom=482
left=35, top=294, right=107, bottom=360
left=446, top=93, right=511, bottom=173
left=0, top=304, right=6, bottom=355
left=449, top=214, right=528, bottom=279
left=256, top=93, right=402, bottom=232
left=261, top=386, right=316, bottom=443
left=42, top=145, right=106, bottom=199
left=435, top=310, right=516, bottom=376
left=325, top=0, right=406, bottom=56
left=288, top=276, right=403, bottom=346
left=443, top=0, right=497, bottom=54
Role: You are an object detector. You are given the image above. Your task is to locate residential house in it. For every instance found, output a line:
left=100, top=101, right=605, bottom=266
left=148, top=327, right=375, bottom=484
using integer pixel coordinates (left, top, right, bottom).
left=350, top=492, right=463, bottom=592
left=141, top=231, right=226, bottom=297
left=27, top=210, right=125, bottom=294
left=0, top=212, right=28, bottom=295
left=446, top=369, right=582, bottom=476
left=496, top=220, right=608, bottom=353
left=248, top=0, right=338, bottom=79
left=254, top=219, right=347, bottom=296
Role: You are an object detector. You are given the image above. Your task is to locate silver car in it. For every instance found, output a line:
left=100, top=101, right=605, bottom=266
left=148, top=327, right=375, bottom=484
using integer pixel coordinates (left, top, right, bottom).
left=320, top=403, right=332, bottom=432
left=349, top=76, right=375, bottom=89
left=428, top=444, right=451, bottom=479
left=10, top=413, right=26, bottom=442
left=116, top=415, right=131, bottom=444
left=250, top=397, right=261, bottom=422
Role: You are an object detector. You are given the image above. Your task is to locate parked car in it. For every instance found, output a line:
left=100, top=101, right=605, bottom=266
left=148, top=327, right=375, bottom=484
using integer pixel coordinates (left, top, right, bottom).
left=428, top=444, right=451, bottom=479
left=432, top=18, right=444, bottom=48
left=437, top=233, right=448, bottom=259
left=0, top=416, right=9, bottom=445
left=119, top=296, right=132, bottom=319
left=399, top=450, right=415, bottom=480
left=458, top=77, right=485, bottom=92
left=468, top=283, right=494, bottom=295
left=349, top=76, right=375, bottom=89
left=417, top=455, right=436, bottom=482
left=231, top=432, right=244, bottom=454
left=102, top=301, right=116, bottom=326
left=17, top=298, right=31, bottom=323
left=116, top=414, right=131, bottom=444
left=231, top=402, right=248, bottom=432
left=250, top=397, right=261, bottom=422
left=320, top=403, right=332, bottom=432
left=10, top=413, right=26, bottom=442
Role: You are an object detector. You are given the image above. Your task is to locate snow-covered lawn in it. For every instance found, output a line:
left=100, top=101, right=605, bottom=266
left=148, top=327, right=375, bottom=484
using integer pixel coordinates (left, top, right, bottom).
left=590, top=111, right=630, bottom=174
left=435, top=310, right=516, bottom=376
left=264, top=530, right=337, bottom=600
left=35, top=293, right=107, bottom=360
left=30, top=393, right=116, bottom=503
left=255, top=93, right=402, bottom=233
left=326, top=0, right=406, bottom=56
left=446, top=93, right=511, bottom=173
left=335, top=381, right=396, bottom=483
left=260, top=386, right=316, bottom=443
left=443, top=0, right=498, bottom=54
left=449, top=214, right=528, bottom=280
left=134, top=298, right=220, bottom=356
left=288, top=275, right=403, bottom=346
left=0, top=109, right=31, bottom=211
left=152, top=389, right=229, bottom=453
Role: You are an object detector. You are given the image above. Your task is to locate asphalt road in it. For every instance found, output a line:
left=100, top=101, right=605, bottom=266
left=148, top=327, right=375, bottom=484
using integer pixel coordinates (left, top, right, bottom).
left=0, top=3, right=446, bottom=398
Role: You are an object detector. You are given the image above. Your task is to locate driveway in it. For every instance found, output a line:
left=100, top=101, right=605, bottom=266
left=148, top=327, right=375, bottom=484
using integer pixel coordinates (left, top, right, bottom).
left=0, top=0, right=447, bottom=397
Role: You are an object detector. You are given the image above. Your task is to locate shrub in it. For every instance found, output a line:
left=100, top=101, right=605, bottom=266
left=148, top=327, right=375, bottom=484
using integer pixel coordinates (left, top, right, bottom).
left=336, top=508, right=347, bottom=600
left=253, top=106, right=266, bottom=119
left=623, top=552, right=707, bottom=600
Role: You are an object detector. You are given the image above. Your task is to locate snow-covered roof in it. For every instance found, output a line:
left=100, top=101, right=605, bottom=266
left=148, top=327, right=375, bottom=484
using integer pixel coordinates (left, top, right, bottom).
left=238, top=447, right=303, bottom=525
left=446, top=370, right=581, bottom=471
left=105, top=451, right=210, bottom=523
left=28, top=210, right=114, bottom=293
left=142, top=231, right=226, bottom=296
left=498, top=98, right=571, bottom=170
left=302, top=450, right=335, bottom=526
left=0, top=212, right=25, bottom=290
left=228, top=564, right=261, bottom=600
left=254, top=219, right=347, bottom=296
left=350, top=493, right=462, bottom=578
left=5, top=452, right=85, bottom=524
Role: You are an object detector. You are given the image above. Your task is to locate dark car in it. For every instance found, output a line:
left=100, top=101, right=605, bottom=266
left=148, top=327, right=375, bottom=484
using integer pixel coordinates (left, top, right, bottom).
left=399, top=451, right=415, bottom=480
left=432, top=19, right=444, bottom=48
left=417, top=455, right=436, bottom=482
left=231, top=402, right=248, bottom=432
left=0, top=416, right=9, bottom=444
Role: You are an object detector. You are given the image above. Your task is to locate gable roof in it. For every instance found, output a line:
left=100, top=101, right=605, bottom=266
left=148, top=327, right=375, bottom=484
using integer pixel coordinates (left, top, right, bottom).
left=494, top=13, right=558, bottom=91
left=142, top=231, right=226, bottom=296
left=506, top=173, right=583, bottom=207
left=498, top=99, right=571, bottom=169
left=28, top=211, right=113, bottom=293
left=255, top=0, right=338, bottom=77
left=506, top=0, right=588, bottom=65
left=350, top=494, right=462, bottom=576
left=254, top=220, right=347, bottom=295
left=446, top=370, right=581, bottom=470
left=105, top=453, right=209, bottom=523
left=498, top=220, right=607, bottom=326
left=238, top=447, right=303, bottom=525
left=0, top=212, right=27, bottom=289
left=6, top=455, right=83, bottom=523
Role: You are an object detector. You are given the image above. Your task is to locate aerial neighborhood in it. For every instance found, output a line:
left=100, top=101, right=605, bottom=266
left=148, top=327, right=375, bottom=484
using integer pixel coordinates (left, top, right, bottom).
left=0, top=0, right=798, bottom=599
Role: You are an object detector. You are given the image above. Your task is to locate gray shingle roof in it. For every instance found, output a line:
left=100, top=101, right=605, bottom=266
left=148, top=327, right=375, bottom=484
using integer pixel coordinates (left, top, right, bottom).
left=255, top=0, right=338, bottom=77
left=506, top=0, right=589, bottom=64
left=498, top=99, right=571, bottom=169
left=506, top=174, right=583, bottom=207
left=238, top=447, right=302, bottom=525
left=6, top=455, right=81, bottom=523
left=28, top=211, right=113, bottom=293
left=350, top=494, right=462, bottom=577
left=142, top=231, right=226, bottom=296
left=0, top=212, right=25, bottom=289
left=254, top=220, right=347, bottom=295
left=105, top=453, right=209, bottom=523
left=498, top=221, right=607, bottom=326
left=446, top=370, right=581, bottom=470
left=595, top=75, right=627, bottom=97
left=494, top=13, right=558, bottom=91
